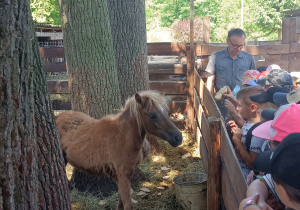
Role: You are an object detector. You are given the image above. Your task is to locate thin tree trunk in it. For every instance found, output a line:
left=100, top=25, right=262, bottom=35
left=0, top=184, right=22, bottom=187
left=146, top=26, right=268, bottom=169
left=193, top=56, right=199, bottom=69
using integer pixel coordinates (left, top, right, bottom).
left=0, top=0, right=70, bottom=209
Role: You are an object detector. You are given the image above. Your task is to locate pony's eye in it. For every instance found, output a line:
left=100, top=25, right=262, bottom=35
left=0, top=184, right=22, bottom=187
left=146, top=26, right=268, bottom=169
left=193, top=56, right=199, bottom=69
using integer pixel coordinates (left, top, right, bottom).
left=149, top=114, right=157, bottom=120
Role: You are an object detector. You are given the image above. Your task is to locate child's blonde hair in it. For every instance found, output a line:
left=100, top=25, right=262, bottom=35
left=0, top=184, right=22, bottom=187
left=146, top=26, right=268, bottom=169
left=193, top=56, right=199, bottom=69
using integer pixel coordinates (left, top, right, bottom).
left=236, top=86, right=264, bottom=106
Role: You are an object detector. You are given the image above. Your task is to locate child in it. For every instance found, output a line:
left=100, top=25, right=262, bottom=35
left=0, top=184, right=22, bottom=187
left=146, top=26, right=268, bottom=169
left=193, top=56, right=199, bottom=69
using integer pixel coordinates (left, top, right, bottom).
left=224, top=70, right=260, bottom=128
left=230, top=86, right=264, bottom=178
left=240, top=104, right=300, bottom=209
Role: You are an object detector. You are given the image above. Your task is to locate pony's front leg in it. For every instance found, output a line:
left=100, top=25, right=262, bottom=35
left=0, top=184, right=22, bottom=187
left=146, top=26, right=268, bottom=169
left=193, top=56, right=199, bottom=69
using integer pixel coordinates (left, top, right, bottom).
left=116, top=175, right=133, bottom=210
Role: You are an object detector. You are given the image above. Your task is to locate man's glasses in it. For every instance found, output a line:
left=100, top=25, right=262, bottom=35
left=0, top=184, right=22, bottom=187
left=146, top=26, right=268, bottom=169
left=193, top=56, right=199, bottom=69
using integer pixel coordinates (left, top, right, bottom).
left=228, top=39, right=245, bottom=49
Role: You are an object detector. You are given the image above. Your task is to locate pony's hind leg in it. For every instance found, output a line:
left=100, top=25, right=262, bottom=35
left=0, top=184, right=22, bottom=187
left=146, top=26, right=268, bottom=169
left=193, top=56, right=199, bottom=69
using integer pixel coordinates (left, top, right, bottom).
left=116, top=175, right=133, bottom=210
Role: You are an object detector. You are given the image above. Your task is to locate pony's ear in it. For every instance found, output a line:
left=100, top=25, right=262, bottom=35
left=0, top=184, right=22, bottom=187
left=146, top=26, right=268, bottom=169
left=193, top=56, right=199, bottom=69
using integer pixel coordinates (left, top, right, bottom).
left=161, top=89, right=167, bottom=96
left=135, top=93, right=143, bottom=105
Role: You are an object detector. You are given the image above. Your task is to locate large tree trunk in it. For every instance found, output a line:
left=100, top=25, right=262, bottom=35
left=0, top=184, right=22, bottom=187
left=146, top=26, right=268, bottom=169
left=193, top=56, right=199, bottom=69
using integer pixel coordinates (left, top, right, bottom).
left=107, top=0, right=149, bottom=104
left=0, top=1, right=70, bottom=209
left=107, top=0, right=157, bottom=181
left=59, top=0, right=122, bottom=197
left=59, top=0, right=121, bottom=118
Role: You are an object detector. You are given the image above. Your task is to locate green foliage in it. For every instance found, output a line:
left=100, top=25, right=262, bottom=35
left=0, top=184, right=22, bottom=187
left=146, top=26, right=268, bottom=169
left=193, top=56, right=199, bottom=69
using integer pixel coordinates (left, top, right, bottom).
left=30, top=0, right=61, bottom=25
left=146, top=0, right=300, bottom=42
left=171, top=17, right=203, bottom=42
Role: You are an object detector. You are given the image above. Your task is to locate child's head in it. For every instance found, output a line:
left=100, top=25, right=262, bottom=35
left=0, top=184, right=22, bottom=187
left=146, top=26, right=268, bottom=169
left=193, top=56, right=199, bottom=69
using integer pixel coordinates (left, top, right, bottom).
left=236, top=86, right=264, bottom=119
left=291, top=76, right=300, bottom=91
left=242, top=70, right=259, bottom=87
left=257, top=102, right=278, bottom=122
left=254, top=133, right=300, bottom=209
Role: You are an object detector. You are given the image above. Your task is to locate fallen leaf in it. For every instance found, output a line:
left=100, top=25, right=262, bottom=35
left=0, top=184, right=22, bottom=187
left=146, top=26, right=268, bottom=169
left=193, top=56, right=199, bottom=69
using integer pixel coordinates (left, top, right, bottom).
left=99, top=200, right=105, bottom=206
left=140, top=187, right=150, bottom=193
left=137, top=191, right=147, bottom=196
left=130, top=188, right=133, bottom=194
left=163, top=176, right=170, bottom=179
left=161, top=166, right=170, bottom=171
left=157, top=192, right=162, bottom=196
left=131, top=198, right=138, bottom=204
left=182, top=153, right=191, bottom=159
left=157, top=186, right=165, bottom=190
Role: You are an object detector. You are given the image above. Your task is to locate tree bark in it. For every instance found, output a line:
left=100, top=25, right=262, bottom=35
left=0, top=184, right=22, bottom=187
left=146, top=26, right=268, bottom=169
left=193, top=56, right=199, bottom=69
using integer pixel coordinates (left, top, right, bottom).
left=0, top=0, right=70, bottom=209
left=107, top=0, right=150, bottom=104
left=59, top=0, right=121, bottom=118
left=108, top=0, right=160, bottom=153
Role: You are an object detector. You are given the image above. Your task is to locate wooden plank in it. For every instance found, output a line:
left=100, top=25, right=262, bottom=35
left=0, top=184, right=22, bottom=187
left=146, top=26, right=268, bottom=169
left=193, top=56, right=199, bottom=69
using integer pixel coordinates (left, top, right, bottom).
left=51, top=100, right=71, bottom=110
left=289, top=17, right=297, bottom=43
left=288, top=59, right=300, bottom=72
left=200, top=136, right=208, bottom=174
left=48, top=81, right=187, bottom=95
left=203, top=16, right=210, bottom=44
left=44, top=62, right=67, bottom=72
left=255, top=60, right=289, bottom=71
left=194, top=90, right=210, bottom=149
left=47, top=81, right=69, bottom=94
left=221, top=163, right=239, bottom=210
left=148, top=63, right=187, bottom=75
left=200, top=57, right=209, bottom=71
left=39, top=47, right=65, bottom=58
left=265, top=54, right=281, bottom=61
left=207, top=118, right=221, bottom=210
left=194, top=69, right=220, bottom=117
left=288, top=52, right=300, bottom=59
left=220, top=122, right=247, bottom=203
left=150, top=81, right=187, bottom=95
left=168, top=101, right=186, bottom=114
left=198, top=44, right=290, bottom=56
left=282, top=18, right=291, bottom=44
left=186, top=45, right=195, bottom=130
left=147, top=42, right=187, bottom=56
left=244, top=44, right=290, bottom=55
left=290, top=43, right=300, bottom=53
left=198, top=44, right=226, bottom=56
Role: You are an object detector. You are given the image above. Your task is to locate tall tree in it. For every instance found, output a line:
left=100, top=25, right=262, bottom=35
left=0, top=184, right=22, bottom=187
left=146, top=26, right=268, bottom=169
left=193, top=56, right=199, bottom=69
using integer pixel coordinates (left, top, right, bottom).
left=59, top=0, right=121, bottom=118
left=0, top=0, right=70, bottom=209
left=108, top=0, right=149, bottom=104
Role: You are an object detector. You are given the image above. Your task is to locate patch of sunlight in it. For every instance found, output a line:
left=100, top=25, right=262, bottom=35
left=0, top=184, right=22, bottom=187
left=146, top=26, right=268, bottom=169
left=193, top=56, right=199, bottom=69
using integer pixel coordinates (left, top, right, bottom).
left=151, top=155, right=166, bottom=163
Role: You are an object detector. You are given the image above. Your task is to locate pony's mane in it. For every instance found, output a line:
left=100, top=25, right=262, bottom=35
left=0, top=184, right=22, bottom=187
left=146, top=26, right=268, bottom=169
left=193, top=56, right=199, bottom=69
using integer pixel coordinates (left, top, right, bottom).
left=123, top=90, right=169, bottom=136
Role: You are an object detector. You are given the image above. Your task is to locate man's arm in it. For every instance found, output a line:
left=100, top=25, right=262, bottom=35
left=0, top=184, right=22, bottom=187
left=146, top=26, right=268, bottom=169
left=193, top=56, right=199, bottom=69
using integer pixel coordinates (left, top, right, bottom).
left=205, top=53, right=216, bottom=95
left=206, top=75, right=215, bottom=95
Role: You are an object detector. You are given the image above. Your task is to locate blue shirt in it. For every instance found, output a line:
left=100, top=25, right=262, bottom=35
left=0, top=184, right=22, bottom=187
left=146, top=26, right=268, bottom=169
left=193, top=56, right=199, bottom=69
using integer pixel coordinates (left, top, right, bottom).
left=205, top=48, right=256, bottom=91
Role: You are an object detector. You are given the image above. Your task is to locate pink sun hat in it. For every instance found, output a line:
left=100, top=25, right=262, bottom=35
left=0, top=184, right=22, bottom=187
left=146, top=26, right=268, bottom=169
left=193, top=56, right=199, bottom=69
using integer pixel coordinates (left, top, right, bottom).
left=242, top=70, right=259, bottom=86
left=252, top=103, right=300, bottom=142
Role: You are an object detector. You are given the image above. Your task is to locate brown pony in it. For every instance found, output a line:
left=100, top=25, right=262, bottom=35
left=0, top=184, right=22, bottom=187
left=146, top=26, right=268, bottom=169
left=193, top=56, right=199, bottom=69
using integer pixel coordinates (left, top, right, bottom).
left=56, top=90, right=182, bottom=210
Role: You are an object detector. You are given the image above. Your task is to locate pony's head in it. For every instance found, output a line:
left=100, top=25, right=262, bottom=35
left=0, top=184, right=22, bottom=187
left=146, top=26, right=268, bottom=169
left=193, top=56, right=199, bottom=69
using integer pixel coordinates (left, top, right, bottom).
left=129, top=90, right=182, bottom=147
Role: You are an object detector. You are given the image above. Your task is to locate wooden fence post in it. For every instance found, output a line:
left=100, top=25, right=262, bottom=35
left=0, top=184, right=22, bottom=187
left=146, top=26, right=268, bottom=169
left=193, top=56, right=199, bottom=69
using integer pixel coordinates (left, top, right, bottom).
left=207, top=117, right=221, bottom=210
left=186, top=0, right=195, bottom=130
left=203, top=16, right=210, bottom=44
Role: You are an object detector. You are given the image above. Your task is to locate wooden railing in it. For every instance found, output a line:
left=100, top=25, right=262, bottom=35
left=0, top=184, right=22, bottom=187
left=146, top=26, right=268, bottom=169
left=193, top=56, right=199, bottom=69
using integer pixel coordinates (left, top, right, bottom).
left=193, top=68, right=247, bottom=209
left=197, top=43, right=300, bottom=72
left=41, top=42, right=189, bottom=113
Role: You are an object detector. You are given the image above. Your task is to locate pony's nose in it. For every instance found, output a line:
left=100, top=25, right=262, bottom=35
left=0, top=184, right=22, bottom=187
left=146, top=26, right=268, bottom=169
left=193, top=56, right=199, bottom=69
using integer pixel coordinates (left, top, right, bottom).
left=175, top=134, right=182, bottom=145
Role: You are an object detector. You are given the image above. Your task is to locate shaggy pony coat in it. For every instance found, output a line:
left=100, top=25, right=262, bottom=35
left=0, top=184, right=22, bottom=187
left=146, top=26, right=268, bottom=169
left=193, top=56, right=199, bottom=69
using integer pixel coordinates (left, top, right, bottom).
left=56, top=91, right=182, bottom=210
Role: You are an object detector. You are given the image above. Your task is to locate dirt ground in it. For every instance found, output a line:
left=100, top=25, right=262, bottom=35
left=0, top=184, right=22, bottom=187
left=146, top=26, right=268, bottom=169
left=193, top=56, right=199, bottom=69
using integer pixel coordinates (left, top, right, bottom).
left=66, top=129, right=206, bottom=210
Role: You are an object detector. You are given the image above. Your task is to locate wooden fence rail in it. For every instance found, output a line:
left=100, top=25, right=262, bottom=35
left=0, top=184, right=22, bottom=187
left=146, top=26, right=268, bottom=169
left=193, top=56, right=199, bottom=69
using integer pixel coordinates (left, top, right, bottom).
left=194, top=68, right=247, bottom=209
